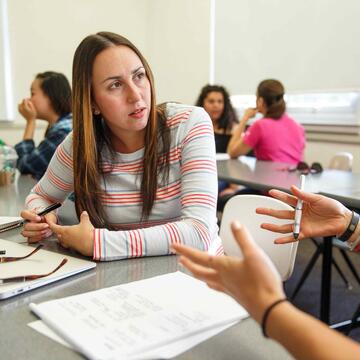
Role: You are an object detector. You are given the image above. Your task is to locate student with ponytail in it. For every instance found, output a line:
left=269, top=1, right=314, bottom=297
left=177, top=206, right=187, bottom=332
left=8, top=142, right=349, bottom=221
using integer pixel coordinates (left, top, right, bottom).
left=227, top=79, right=305, bottom=164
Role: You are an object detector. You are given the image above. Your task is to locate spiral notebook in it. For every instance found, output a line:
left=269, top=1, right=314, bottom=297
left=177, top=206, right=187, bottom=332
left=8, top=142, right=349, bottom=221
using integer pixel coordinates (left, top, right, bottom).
left=0, top=239, right=96, bottom=299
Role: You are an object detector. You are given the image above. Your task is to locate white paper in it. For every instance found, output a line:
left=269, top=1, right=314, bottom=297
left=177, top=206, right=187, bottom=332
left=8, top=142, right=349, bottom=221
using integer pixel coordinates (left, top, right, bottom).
left=28, top=319, right=239, bottom=359
left=29, top=320, right=72, bottom=349
left=30, top=271, right=248, bottom=360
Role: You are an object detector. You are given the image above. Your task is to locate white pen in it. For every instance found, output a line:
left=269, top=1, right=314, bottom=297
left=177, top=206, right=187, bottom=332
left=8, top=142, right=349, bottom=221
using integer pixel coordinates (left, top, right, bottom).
left=293, top=174, right=306, bottom=239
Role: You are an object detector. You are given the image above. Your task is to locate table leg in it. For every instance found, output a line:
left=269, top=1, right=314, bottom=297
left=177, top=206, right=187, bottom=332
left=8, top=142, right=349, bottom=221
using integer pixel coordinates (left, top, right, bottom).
left=320, top=237, right=333, bottom=323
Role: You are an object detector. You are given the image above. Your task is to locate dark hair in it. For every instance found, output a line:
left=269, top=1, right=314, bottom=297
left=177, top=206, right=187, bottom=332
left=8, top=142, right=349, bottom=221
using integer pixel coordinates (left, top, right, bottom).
left=36, top=71, right=71, bottom=117
left=195, top=84, right=238, bottom=132
left=257, top=79, right=286, bottom=119
left=72, top=31, right=170, bottom=226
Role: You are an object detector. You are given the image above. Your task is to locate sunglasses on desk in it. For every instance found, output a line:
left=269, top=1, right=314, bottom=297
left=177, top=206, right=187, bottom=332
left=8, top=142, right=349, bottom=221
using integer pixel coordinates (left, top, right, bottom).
left=0, top=244, right=68, bottom=283
left=278, top=161, right=323, bottom=175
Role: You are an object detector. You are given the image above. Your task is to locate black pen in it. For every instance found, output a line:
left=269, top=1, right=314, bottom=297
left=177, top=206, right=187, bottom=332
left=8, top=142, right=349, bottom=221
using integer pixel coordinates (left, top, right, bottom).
left=0, top=203, right=62, bottom=233
left=35, top=202, right=62, bottom=217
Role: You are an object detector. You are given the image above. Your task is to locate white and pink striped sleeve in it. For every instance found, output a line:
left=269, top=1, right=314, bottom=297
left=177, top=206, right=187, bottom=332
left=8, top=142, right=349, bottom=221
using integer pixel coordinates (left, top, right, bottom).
left=25, top=133, right=74, bottom=210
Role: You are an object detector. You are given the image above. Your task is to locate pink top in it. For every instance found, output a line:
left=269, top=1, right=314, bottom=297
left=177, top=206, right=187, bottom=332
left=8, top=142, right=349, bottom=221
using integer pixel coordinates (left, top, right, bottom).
left=243, top=113, right=305, bottom=165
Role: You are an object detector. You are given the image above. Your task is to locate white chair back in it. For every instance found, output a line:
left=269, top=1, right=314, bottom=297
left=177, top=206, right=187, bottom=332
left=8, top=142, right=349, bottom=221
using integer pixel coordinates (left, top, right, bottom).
left=329, top=152, right=353, bottom=171
left=220, top=195, right=298, bottom=281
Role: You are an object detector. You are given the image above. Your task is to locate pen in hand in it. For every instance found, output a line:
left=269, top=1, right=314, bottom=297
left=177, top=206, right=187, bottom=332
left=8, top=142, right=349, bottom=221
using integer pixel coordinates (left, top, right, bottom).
left=293, top=174, right=306, bottom=239
left=35, top=202, right=62, bottom=217
left=0, top=203, right=62, bottom=233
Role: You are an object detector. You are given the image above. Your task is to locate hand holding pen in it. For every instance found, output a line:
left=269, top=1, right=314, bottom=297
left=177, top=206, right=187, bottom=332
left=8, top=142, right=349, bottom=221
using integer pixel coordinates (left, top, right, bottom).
left=257, top=184, right=352, bottom=244
left=19, top=203, right=61, bottom=243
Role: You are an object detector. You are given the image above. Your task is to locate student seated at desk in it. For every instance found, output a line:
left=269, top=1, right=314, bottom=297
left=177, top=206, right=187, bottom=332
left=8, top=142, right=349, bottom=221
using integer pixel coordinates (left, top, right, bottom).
left=15, top=72, right=72, bottom=180
left=227, top=79, right=305, bottom=164
left=195, top=84, right=240, bottom=198
left=20, top=32, right=219, bottom=261
left=195, top=84, right=238, bottom=154
left=173, top=188, right=360, bottom=360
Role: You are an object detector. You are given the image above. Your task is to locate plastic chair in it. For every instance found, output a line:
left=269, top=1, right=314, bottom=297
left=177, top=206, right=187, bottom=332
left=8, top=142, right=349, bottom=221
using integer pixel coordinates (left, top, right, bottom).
left=219, top=195, right=298, bottom=281
left=328, top=152, right=353, bottom=171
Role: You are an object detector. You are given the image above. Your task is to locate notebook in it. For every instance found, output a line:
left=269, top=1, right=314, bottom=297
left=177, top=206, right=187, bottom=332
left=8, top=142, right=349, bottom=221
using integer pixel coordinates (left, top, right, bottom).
left=0, top=239, right=96, bottom=299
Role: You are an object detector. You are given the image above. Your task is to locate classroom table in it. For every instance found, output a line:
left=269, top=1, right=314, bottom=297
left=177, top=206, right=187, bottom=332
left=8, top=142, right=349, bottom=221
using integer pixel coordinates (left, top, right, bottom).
left=217, top=156, right=360, bottom=325
left=0, top=174, right=292, bottom=360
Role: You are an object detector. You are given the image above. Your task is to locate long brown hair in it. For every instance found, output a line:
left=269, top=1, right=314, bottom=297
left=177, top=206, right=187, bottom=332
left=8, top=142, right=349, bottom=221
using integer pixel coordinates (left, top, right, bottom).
left=195, top=84, right=238, bottom=132
left=72, top=31, right=170, bottom=227
left=257, top=79, right=286, bottom=119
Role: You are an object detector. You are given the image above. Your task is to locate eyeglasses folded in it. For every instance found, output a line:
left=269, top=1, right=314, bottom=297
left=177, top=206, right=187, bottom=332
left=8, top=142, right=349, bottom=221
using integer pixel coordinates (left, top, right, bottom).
left=0, top=244, right=68, bottom=283
left=277, top=161, right=323, bottom=175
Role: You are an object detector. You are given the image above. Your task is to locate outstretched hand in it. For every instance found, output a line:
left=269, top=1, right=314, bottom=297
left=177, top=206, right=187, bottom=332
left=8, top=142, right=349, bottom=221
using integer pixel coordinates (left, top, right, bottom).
left=256, top=186, right=352, bottom=244
left=172, top=221, right=284, bottom=323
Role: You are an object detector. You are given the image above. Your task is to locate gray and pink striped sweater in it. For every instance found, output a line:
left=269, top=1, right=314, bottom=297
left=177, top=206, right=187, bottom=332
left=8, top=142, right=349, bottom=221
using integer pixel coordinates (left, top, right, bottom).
left=26, top=103, right=220, bottom=261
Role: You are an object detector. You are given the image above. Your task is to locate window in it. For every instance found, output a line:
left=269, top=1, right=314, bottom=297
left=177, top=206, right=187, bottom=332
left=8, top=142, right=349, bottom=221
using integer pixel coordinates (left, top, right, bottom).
left=0, top=0, right=13, bottom=121
left=231, top=91, right=360, bottom=134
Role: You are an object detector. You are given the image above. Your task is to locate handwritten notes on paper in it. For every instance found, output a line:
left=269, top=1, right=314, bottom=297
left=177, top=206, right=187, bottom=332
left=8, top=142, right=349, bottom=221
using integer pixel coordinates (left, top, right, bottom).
left=30, top=271, right=248, bottom=359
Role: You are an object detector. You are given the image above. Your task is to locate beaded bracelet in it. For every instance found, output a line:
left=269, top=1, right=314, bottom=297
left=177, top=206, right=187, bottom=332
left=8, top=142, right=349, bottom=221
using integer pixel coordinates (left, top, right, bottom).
left=261, top=298, right=288, bottom=338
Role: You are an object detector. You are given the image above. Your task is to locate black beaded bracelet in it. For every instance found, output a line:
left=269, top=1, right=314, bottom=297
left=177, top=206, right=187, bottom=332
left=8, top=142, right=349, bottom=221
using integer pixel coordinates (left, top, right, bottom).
left=261, top=298, right=288, bottom=338
left=338, top=211, right=360, bottom=242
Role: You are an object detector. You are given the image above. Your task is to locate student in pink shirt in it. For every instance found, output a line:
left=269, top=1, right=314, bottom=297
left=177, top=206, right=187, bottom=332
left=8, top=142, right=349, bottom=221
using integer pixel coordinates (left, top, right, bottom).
left=228, top=79, right=305, bottom=165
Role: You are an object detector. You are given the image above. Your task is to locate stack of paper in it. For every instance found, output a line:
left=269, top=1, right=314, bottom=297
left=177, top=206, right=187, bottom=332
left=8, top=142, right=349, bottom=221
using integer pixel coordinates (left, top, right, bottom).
left=29, top=271, right=248, bottom=359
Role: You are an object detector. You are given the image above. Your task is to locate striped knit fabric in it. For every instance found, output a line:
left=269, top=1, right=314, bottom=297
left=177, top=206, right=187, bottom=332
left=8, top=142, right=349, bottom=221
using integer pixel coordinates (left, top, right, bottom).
left=26, top=103, right=220, bottom=261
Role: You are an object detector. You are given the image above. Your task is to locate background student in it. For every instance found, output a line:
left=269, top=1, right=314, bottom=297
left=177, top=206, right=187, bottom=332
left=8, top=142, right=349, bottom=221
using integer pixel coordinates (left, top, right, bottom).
left=195, top=84, right=238, bottom=154
left=173, top=220, right=360, bottom=360
left=20, top=32, right=219, bottom=261
left=227, top=79, right=305, bottom=164
left=195, top=84, right=241, bottom=201
left=15, top=71, right=72, bottom=180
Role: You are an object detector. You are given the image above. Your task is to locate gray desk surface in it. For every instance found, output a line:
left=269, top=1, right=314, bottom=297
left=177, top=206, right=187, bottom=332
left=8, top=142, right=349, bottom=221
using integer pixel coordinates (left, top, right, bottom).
left=0, top=174, right=291, bottom=360
left=217, top=156, right=360, bottom=204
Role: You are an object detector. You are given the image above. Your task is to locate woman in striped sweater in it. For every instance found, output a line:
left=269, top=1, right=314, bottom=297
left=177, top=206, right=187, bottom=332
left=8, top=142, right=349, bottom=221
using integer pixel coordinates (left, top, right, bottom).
left=19, top=32, right=219, bottom=261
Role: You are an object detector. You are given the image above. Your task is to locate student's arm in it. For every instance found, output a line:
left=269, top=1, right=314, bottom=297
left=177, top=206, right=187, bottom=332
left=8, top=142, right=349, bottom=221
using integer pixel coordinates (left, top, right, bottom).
left=173, top=222, right=360, bottom=360
left=49, top=107, right=219, bottom=260
left=268, top=301, right=360, bottom=360
left=227, top=108, right=256, bottom=158
left=256, top=186, right=355, bottom=244
left=21, top=133, right=74, bottom=242
left=15, top=127, right=70, bottom=180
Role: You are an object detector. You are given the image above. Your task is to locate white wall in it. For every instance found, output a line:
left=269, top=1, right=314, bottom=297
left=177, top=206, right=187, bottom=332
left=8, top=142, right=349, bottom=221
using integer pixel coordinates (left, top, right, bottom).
left=5, top=0, right=209, bottom=122
left=215, top=0, right=360, bottom=94
left=0, top=0, right=210, bottom=144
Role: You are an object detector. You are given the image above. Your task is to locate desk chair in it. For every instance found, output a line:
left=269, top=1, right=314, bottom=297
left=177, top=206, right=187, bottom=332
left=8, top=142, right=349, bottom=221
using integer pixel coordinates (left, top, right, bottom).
left=291, top=152, right=360, bottom=299
left=219, top=195, right=298, bottom=281
left=328, top=152, right=353, bottom=171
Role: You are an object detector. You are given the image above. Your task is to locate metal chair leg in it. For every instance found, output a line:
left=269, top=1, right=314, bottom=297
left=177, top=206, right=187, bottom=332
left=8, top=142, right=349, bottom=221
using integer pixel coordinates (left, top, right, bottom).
left=331, top=258, right=352, bottom=290
left=291, top=247, right=322, bottom=300
left=339, top=249, right=360, bottom=285
left=345, top=303, right=360, bottom=335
